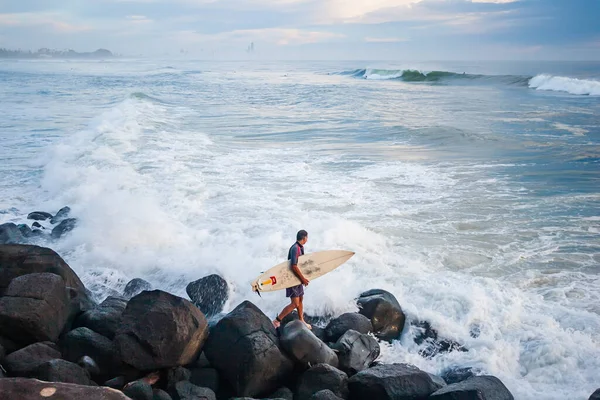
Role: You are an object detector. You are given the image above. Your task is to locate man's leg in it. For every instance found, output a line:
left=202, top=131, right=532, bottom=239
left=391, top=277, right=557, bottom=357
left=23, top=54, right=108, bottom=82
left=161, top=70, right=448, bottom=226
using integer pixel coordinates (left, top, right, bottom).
left=297, top=296, right=311, bottom=330
left=273, top=297, right=300, bottom=328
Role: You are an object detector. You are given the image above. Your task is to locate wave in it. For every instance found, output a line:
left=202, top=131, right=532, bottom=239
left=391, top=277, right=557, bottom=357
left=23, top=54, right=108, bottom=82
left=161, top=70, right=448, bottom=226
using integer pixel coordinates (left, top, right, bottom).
left=336, top=68, right=531, bottom=85
left=528, top=74, right=600, bottom=96
left=129, top=92, right=167, bottom=104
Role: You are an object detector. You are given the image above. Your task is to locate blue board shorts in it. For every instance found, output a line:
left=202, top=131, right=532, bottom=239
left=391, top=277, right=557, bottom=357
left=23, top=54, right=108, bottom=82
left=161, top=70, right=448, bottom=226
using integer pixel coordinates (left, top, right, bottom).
left=286, top=284, right=304, bottom=298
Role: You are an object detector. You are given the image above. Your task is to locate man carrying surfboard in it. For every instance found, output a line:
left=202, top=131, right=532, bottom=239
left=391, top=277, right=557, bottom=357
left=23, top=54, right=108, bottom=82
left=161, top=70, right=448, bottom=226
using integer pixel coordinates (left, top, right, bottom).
left=273, top=230, right=311, bottom=329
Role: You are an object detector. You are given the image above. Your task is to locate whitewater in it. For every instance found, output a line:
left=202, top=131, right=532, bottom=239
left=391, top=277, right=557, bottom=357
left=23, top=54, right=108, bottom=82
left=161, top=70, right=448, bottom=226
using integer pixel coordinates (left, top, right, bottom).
left=1, top=59, right=599, bottom=399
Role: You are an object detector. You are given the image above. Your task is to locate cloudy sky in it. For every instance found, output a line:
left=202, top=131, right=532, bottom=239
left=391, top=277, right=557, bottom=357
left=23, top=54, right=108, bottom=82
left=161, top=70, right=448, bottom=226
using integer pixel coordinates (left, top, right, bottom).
left=0, top=0, right=598, bottom=59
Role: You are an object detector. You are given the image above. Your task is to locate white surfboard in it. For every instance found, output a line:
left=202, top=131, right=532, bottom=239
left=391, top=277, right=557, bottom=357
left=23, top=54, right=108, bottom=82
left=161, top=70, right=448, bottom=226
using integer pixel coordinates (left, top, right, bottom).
left=251, top=250, right=355, bottom=293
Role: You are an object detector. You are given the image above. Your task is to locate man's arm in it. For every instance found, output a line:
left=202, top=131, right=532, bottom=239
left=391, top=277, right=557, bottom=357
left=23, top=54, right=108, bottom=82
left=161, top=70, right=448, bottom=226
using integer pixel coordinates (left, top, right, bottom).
left=290, top=246, right=309, bottom=286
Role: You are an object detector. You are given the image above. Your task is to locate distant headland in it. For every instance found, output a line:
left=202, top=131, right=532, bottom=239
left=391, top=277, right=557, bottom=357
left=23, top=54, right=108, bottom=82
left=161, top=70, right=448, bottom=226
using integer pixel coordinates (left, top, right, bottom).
left=0, top=48, right=115, bottom=59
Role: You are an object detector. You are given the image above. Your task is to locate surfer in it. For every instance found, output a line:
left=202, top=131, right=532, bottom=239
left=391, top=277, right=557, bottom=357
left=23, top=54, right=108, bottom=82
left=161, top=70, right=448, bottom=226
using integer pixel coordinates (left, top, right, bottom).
left=273, top=230, right=311, bottom=329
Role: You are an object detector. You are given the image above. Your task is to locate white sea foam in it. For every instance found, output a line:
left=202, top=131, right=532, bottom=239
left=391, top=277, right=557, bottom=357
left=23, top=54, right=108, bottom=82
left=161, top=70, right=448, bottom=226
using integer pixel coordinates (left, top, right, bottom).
left=529, top=74, right=600, bottom=95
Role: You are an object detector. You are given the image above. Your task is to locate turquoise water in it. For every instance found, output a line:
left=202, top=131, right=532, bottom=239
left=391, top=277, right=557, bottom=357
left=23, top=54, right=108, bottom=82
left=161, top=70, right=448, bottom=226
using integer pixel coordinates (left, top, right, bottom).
left=1, top=59, right=599, bottom=399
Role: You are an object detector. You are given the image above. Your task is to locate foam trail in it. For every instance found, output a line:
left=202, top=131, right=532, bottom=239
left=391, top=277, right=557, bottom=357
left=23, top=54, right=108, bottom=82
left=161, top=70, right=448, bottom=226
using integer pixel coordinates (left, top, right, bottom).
left=529, top=74, right=600, bottom=95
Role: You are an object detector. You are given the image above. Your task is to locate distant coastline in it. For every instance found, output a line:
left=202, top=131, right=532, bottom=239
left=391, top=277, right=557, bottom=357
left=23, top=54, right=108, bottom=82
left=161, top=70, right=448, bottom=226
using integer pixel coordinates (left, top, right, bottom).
left=0, top=48, right=114, bottom=59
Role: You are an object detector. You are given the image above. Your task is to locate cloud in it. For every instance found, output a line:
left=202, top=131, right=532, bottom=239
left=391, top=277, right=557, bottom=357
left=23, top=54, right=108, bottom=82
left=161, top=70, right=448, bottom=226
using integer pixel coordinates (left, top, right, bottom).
left=0, top=12, right=91, bottom=33
left=171, top=27, right=344, bottom=46
left=364, top=36, right=408, bottom=43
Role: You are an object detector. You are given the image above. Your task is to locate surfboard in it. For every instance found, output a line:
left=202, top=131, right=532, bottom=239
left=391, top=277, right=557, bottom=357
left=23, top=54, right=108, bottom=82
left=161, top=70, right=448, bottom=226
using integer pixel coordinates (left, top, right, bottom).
left=251, top=250, right=355, bottom=293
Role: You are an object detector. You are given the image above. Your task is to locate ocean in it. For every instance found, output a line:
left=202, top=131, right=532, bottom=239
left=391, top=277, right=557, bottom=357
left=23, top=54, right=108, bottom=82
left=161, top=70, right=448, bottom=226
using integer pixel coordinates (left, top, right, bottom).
left=0, top=59, right=599, bottom=399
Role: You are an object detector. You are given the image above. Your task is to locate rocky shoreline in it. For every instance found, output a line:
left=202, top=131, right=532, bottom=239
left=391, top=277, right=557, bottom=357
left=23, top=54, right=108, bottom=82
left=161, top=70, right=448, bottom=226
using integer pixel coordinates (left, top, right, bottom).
left=0, top=211, right=597, bottom=400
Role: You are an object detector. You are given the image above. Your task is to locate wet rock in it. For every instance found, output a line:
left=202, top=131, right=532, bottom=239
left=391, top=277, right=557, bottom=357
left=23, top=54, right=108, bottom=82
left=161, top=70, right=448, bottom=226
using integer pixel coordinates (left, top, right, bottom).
left=61, top=327, right=120, bottom=376
left=114, top=290, right=209, bottom=370
left=32, top=221, right=43, bottom=229
left=35, top=359, right=94, bottom=385
left=51, top=206, right=71, bottom=224
left=124, top=380, right=154, bottom=400
left=0, top=244, right=87, bottom=295
left=332, top=330, right=380, bottom=376
left=589, top=389, right=600, bottom=400
left=0, top=273, right=70, bottom=345
left=413, top=321, right=467, bottom=358
left=429, top=375, right=514, bottom=400
left=171, top=380, right=216, bottom=400
left=204, top=301, right=293, bottom=397
left=75, top=296, right=127, bottom=339
left=17, top=224, right=32, bottom=238
left=280, top=311, right=328, bottom=342
left=0, top=377, right=130, bottom=399
left=186, top=274, right=228, bottom=317
left=189, top=367, right=219, bottom=393
left=123, top=278, right=153, bottom=299
left=325, top=313, right=372, bottom=343
left=280, top=320, right=338, bottom=368
left=347, top=363, right=445, bottom=400
left=356, top=289, right=406, bottom=342
left=78, top=355, right=101, bottom=377
left=440, top=366, right=477, bottom=385
left=296, top=363, right=349, bottom=400
left=310, top=390, right=344, bottom=400
left=4, top=342, right=61, bottom=377
left=27, top=211, right=53, bottom=221
left=0, top=223, right=24, bottom=244
left=51, top=218, right=77, bottom=239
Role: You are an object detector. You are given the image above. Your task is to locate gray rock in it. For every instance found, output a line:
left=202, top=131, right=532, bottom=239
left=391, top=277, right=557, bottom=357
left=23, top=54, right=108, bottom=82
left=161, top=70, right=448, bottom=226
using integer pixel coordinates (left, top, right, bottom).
left=154, top=388, right=174, bottom=400
left=429, top=375, right=514, bottom=400
left=310, top=390, right=344, bottom=400
left=75, top=296, right=127, bottom=339
left=51, top=218, right=77, bottom=239
left=325, top=313, right=372, bottom=343
left=123, top=278, right=153, bottom=299
left=172, top=380, right=216, bottom=400
left=0, top=377, right=130, bottom=399
left=35, top=359, right=94, bottom=385
left=61, top=327, right=120, bottom=376
left=266, top=387, right=293, bottom=400
left=186, top=274, right=228, bottom=317
left=4, top=342, right=61, bottom=377
left=280, top=320, right=338, bottom=368
left=51, top=206, right=71, bottom=224
left=0, top=223, right=25, bottom=244
left=296, top=363, right=348, bottom=400
left=333, top=330, right=380, bottom=376
left=356, top=289, right=406, bottom=342
left=27, top=211, right=53, bottom=221
left=123, top=380, right=154, bottom=400
left=78, top=355, right=101, bottom=377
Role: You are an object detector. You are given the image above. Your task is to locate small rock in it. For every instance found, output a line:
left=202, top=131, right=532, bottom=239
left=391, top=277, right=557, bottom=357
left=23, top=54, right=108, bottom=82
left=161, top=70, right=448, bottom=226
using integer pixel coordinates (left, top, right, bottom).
left=123, top=380, right=154, bottom=400
left=51, top=218, right=77, bottom=239
left=348, top=363, right=445, bottom=400
left=0, top=273, right=70, bottom=346
left=280, top=320, right=338, bottom=368
left=27, top=211, right=53, bottom=221
left=154, top=388, right=174, bottom=400
left=75, top=296, right=127, bottom=339
left=32, top=221, right=43, bottom=228
left=0, top=223, right=25, bottom=244
left=413, top=321, right=467, bottom=358
left=440, top=366, right=476, bottom=384
left=357, top=289, right=406, bottom=342
left=172, top=380, right=216, bottom=400
left=325, top=313, right=373, bottom=343
left=0, top=377, right=130, bottom=399
left=78, top=355, right=101, bottom=377
left=429, top=375, right=514, bottom=400
left=189, top=367, right=219, bottom=392
left=4, top=342, right=61, bottom=377
left=266, top=386, right=293, bottom=400
left=186, top=274, right=228, bottom=317
left=105, top=376, right=126, bottom=389
left=114, top=290, right=209, bottom=370
left=35, top=359, right=94, bottom=385
left=296, top=363, right=348, bottom=400
left=310, top=390, right=344, bottom=400
left=204, top=301, right=293, bottom=397
left=61, top=327, right=120, bottom=376
left=333, top=330, right=380, bottom=376
left=123, top=278, right=153, bottom=299
left=51, top=206, right=71, bottom=224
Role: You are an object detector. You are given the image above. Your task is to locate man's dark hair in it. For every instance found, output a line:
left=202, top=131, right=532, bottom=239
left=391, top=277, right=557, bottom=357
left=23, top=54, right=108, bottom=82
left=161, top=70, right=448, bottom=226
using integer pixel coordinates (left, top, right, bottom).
left=297, top=230, right=308, bottom=241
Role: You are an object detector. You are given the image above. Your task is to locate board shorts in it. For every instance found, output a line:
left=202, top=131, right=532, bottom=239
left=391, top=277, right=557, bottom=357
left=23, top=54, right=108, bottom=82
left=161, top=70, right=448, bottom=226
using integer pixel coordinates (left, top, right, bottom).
left=286, top=284, right=304, bottom=298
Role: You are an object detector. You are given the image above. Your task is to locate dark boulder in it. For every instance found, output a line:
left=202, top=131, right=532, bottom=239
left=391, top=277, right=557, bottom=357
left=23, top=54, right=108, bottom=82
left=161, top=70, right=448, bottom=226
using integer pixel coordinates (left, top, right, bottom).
left=296, top=363, right=349, bottom=400
left=167, top=366, right=192, bottom=390
left=78, top=355, right=101, bottom=376
left=32, top=221, right=43, bottom=229
left=154, top=388, right=174, bottom=400
left=171, top=380, right=216, bottom=400
left=0, top=223, right=24, bottom=244
left=123, top=278, right=153, bottom=299
left=429, top=375, right=514, bottom=400
left=35, top=359, right=94, bottom=385
left=413, top=321, right=467, bottom=358
left=51, top=206, right=71, bottom=224
left=590, top=389, right=600, bottom=400
left=332, top=330, right=380, bottom=376
left=189, top=367, right=219, bottom=392
left=60, top=327, right=120, bottom=376
left=189, top=351, right=211, bottom=368
left=267, top=386, right=294, bottom=400
left=280, top=310, right=328, bottom=342
left=440, top=366, right=477, bottom=385
left=4, top=342, right=61, bottom=377
left=347, top=363, right=445, bottom=400
left=114, top=290, right=209, bottom=370
left=0, top=377, right=130, bottom=399
left=75, top=296, right=127, bottom=339
left=325, top=313, right=372, bottom=343
left=27, top=211, right=53, bottom=221
left=310, top=390, right=344, bottom=400
left=204, top=301, right=293, bottom=397
left=51, top=218, right=77, bottom=239
left=280, top=320, right=338, bottom=368
left=124, top=380, right=154, bottom=400
left=186, top=274, right=228, bottom=317
left=0, top=335, right=18, bottom=357
left=356, top=289, right=406, bottom=342
left=0, top=272, right=70, bottom=345
left=0, top=244, right=87, bottom=295
left=105, top=375, right=126, bottom=389
left=17, top=224, right=32, bottom=238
